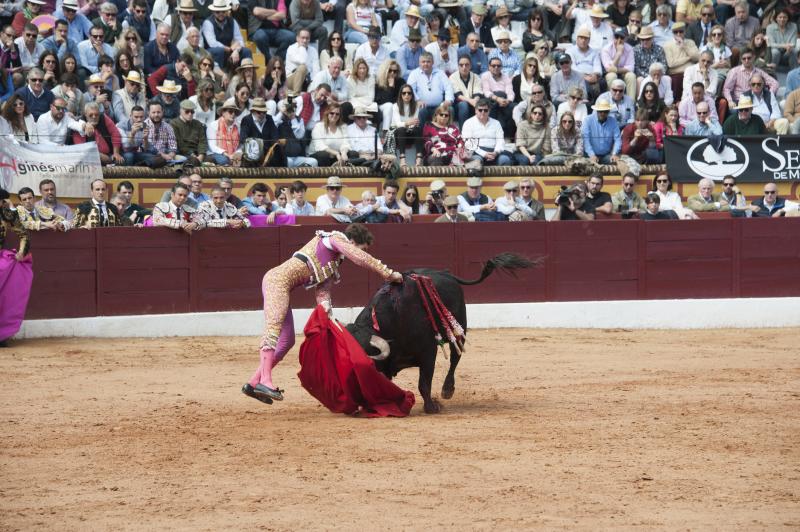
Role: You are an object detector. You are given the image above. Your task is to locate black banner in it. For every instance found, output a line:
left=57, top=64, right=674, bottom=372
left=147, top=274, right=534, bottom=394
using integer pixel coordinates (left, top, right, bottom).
left=664, top=135, right=800, bottom=183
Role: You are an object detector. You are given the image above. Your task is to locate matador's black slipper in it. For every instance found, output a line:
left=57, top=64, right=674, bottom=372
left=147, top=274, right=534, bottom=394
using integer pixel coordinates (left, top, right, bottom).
left=242, top=383, right=273, bottom=405
left=254, top=383, right=284, bottom=402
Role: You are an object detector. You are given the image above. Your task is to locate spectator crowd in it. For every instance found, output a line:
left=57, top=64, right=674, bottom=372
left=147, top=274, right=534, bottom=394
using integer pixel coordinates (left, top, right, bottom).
left=1, top=0, right=799, bottom=170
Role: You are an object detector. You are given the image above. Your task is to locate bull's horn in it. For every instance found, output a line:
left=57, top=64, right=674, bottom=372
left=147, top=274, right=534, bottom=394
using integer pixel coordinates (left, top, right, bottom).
left=368, top=335, right=390, bottom=361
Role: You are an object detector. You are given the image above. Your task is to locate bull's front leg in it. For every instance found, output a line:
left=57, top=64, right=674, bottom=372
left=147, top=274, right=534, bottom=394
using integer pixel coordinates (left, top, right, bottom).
left=441, top=345, right=461, bottom=400
left=418, top=354, right=440, bottom=414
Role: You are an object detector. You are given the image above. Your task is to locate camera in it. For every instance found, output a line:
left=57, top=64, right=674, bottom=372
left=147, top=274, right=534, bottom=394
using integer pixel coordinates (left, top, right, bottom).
left=556, top=185, right=576, bottom=207
left=431, top=190, right=444, bottom=201
left=285, top=94, right=297, bottom=115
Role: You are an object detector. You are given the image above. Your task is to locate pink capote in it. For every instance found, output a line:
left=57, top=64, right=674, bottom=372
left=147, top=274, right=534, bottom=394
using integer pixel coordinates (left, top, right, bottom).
left=0, top=250, right=33, bottom=341
left=298, top=305, right=415, bottom=417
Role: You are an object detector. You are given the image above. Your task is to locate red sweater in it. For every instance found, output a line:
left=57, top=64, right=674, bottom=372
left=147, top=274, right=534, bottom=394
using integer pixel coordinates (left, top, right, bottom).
left=72, top=114, right=122, bottom=156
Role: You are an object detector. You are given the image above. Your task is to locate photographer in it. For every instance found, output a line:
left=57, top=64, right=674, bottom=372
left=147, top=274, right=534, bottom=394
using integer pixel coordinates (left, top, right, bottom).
left=421, top=179, right=447, bottom=215
left=551, top=182, right=596, bottom=221
left=275, top=98, right=318, bottom=168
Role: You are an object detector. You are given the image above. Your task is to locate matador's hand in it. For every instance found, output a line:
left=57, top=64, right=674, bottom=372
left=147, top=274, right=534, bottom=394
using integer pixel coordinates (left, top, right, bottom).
left=389, top=271, right=403, bottom=283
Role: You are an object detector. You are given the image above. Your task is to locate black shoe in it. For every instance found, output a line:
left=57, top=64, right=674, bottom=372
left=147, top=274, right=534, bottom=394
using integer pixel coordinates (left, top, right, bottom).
left=242, top=383, right=273, bottom=405
left=254, top=383, right=284, bottom=401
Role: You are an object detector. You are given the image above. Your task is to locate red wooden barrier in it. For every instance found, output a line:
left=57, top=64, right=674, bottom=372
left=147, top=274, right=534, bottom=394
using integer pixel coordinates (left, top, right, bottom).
left=6, top=218, right=800, bottom=320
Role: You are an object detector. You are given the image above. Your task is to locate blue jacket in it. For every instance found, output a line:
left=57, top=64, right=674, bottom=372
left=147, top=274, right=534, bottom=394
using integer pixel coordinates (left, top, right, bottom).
left=581, top=112, right=621, bottom=157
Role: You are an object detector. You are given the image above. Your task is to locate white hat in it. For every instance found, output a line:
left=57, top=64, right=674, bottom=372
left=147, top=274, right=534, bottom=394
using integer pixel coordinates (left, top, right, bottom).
left=157, top=79, right=181, bottom=94
left=208, top=0, right=231, bottom=11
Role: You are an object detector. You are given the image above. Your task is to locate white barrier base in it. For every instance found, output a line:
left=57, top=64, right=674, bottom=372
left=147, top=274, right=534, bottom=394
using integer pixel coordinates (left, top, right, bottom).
left=15, top=297, right=800, bottom=339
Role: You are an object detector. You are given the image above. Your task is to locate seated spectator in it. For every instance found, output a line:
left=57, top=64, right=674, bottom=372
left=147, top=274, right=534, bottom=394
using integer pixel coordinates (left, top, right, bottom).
left=462, top=97, right=512, bottom=166
left=514, top=103, right=551, bottom=165
left=584, top=173, right=613, bottom=215
left=392, top=83, right=423, bottom=167
left=512, top=54, right=546, bottom=106
left=309, top=102, right=350, bottom=166
left=490, top=7, right=523, bottom=52
left=143, top=100, right=185, bottom=165
left=376, top=179, right=411, bottom=222
left=584, top=5, right=614, bottom=50
left=353, top=190, right=386, bottom=223
left=275, top=99, right=317, bottom=167
left=533, top=41, right=555, bottom=80
left=285, top=28, right=320, bottom=94
left=194, top=52, right=226, bottom=103
left=2, top=94, right=38, bottom=143
left=239, top=96, right=280, bottom=165
left=41, top=19, right=81, bottom=68
left=684, top=100, right=722, bottom=135
left=37, top=51, right=62, bottom=92
left=310, top=56, right=349, bottom=108
left=345, top=0, right=379, bottom=45
left=457, top=32, right=489, bottom=75
left=218, top=177, right=243, bottom=208
left=320, top=31, right=353, bottom=72
left=519, top=178, right=546, bottom=220
left=315, top=176, right=356, bottom=222
left=74, top=179, right=125, bottom=228
left=152, top=182, right=201, bottom=233
left=110, top=193, right=139, bottom=225
left=596, top=79, right=635, bottom=128
left=651, top=171, right=696, bottom=219
left=457, top=176, right=505, bottom=222
left=72, top=101, right=123, bottom=165
left=170, top=100, right=208, bottom=165
left=640, top=193, right=679, bottom=220
left=679, top=81, right=718, bottom=128
left=717, top=175, right=758, bottom=217
left=389, top=5, right=424, bottom=49
left=422, top=102, right=463, bottom=166
left=700, top=24, right=732, bottom=85
left=522, top=8, right=554, bottom=54
left=481, top=56, right=514, bottom=136
left=611, top=173, right=646, bottom=216
left=159, top=176, right=199, bottom=208
left=407, top=51, right=453, bottom=128
left=421, top=179, right=447, bottom=215
left=247, top=0, right=295, bottom=64
left=568, top=26, right=604, bottom=102
left=36, top=97, right=86, bottom=145
left=681, top=50, right=718, bottom=102
left=289, top=180, right=315, bottom=216
left=450, top=55, right=482, bottom=127
left=116, top=30, right=144, bottom=75
left=539, top=110, right=582, bottom=165
left=637, top=80, right=666, bottom=122
left=488, top=28, right=521, bottom=79
left=35, top=179, right=74, bottom=223
left=752, top=182, right=800, bottom=218
left=374, top=59, right=402, bottom=135
left=118, top=105, right=149, bottom=166
left=495, top=180, right=535, bottom=221
left=290, top=0, right=328, bottom=46
left=188, top=79, right=218, bottom=128
left=784, top=87, right=800, bottom=135
left=78, top=26, right=115, bottom=75
left=15, top=68, right=54, bottom=120
left=226, top=58, right=263, bottom=100
left=346, top=57, right=377, bottom=120
left=550, top=181, right=595, bottom=221
left=148, top=54, right=196, bottom=102
left=84, top=73, right=114, bottom=118
left=426, top=28, right=458, bottom=77
left=549, top=53, right=586, bottom=108
left=112, top=70, right=146, bottom=122
left=15, top=186, right=70, bottom=231
left=556, top=86, right=588, bottom=128
left=116, top=180, right=151, bottom=223
left=653, top=104, right=682, bottom=148
left=766, top=10, right=798, bottom=71
left=745, top=73, right=788, bottom=134
left=724, top=0, right=759, bottom=62
left=207, top=98, right=242, bottom=165
left=512, top=83, right=554, bottom=128
left=399, top=183, right=421, bottom=214
left=582, top=100, right=621, bottom=165
left=687, top=177, right=728, bottom=212
left=722, top=96, right=766, bottom=135
left=435, top=195, right=469, bottom=223
left=353, top=26, right=388, bottom=75
left=722, top=47, right=778, bottom=110
left=397, top=28, right=424, bottom=79
left=122, top=0, right=157, bottom=43
left=663, top=21, right=700, bottom=97
left=622, top=108, right=662, bottom=164
left=151, top=79, right=182, bottom=121
left=16, top=23, right=46, bottom=72
left=196, top=186, right=251, bottom=229
left=188, top=174, right=210, bottom=204
left=241, top=182, right=273, bottom=215
left=633, top=26, right=667, bottom=88
left=602, top=29, right=636, bottom=100
left=201, top=0, right=252, bottom=70
left=638, top=62, right=673, bottom=105
left=346, top=106, right=382, bottom=165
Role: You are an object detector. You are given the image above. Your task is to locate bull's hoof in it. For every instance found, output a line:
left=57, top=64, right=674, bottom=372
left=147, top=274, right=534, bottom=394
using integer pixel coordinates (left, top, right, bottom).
left=441, top=386, right=455, bottom=400
left=424, top=399, right=442, bottom=414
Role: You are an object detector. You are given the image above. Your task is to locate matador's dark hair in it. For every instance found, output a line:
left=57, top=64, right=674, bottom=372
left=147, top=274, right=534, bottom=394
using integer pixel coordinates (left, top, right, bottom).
left=345, top=223, right=374, bottom=246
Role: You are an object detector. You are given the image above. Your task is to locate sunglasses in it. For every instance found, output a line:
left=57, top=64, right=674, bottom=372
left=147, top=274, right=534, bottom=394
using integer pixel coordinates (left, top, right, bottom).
left=438, top=112, right=450, bottom=116
left=751, top=82, right=763, bottom=86
left=476, top=108, right=489, bottom=113
left=328, top=111, right=340, bottom=116
left=723, top=182, right=735, bottom=186
left=764, top=190, right=777, bottom=194
left=406, top=192, right=417, bottom=197
left=91, top=34, right=104, bottom=39
left=696, top=111, right=708, bottom=115
left=532, top=111, right=543, bottom=115
left=183, top=109, right=195, bottom=113
left=644, top=89, right=655, bottom=93
left=52, top=105, right=67, bottom=111
left=25, top=33, right=37, bottom=38
left=630, top=19, right=641, bottom=23
left=490, top=64, right=501, bottom=68
left=711, top=32, right=722, bottom=36
left=656, top=179, right=669, bottom=183
left=701, top=12, right=712, bottom=16
left=612, top=88, right=623, bottom=92
left=520, top=185, right=531, bottom=189
left=331, top=37, right=342, bottom=41
left=327, top=186, right=342, bottom=190
left=532, top=90, right=543, bottom=95
left=30, top=78, right=43, bottom=82
left=402, top=91, right=412, bottom=95
left=390, top=69, right=400, bottom=73
left=126, top=36, right=137, bottom=41
left=561, top=119, right=574, bottom=124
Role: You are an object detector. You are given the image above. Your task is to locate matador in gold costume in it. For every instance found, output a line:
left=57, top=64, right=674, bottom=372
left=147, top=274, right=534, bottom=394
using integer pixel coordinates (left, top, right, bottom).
left=242, top=223, right=403, bottom=404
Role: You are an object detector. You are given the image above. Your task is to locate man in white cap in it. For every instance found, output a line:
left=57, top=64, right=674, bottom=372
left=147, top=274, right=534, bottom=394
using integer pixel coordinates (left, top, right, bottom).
left=112, top=70, right=146, bottom=121
left=315, top=176, right=357, bottom=223
left=422, top=179, right=447, bottom=215
left=597, top=78, right=635, bottom=127
left=346, top=107, right=383, bottom=163
left=457, top=175, right=504, bottom=222
left=722, top=95, right=766, bottom=135
left=390, top=4, right=426, bottom=49
left=495, top=180, right=536, bottom=221
left=487, top=28, right=520, bottom=78
left=171, top=100, right=209, bottom=164
left=581, top=99, right=621, bottom=164
left=166, top=0, right=201, bottom=49
left=151, top=79, right=182, bottom=121
left=207, top=97, right=242, bottom=165
left=54, top=0, right=93, bottom=43
left=77, top=24, right=114, bottom=74
left=202, top=0, right=252, bottom=69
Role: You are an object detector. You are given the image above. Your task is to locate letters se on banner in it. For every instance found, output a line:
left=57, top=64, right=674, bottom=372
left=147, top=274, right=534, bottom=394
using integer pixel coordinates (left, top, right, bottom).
left=0, top=138, right=102, bottom=197
left=664, top=135, right=800, bottom=183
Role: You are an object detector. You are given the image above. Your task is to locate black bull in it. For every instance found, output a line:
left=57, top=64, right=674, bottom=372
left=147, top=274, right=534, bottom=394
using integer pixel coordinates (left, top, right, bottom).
left=346, top=253, right=536, bottom=414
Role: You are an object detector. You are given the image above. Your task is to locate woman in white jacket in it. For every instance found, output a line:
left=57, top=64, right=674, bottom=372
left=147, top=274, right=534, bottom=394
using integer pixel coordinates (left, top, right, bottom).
left=1, top=95, right=38, bottom=143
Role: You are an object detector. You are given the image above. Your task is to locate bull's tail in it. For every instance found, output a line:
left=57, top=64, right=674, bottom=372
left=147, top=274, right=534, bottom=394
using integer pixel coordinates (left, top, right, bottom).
left=450, top=253, right=541, bottom=286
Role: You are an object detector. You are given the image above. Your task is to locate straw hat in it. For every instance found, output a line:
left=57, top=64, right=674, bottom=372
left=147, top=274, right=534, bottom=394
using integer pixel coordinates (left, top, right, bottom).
left=671, top=21, right=685, bottom=31
left=180, top=99, right=196, bottom=110
left=430, top=179, right=446, bottom=192
left=124, top=70, right=145, bottom=85
left=157, top=79, right=181, bottom=94
left=61, top=0, right=79, bottom=9
left=503, top=180, right=519, bottom=192
left=438, top=0, right=461, bottom=7
left=27, top=0, right=47, bottom=5
left=208, top=0, right=231, bottom=11
left=638, top=26, right=655, bottom=39
left=495, top=5, right=510, bottom=18
left=87, top=73, right=104, bottom=85
left=176, top=0, right=197, bottom=12
left=236, top=57, right=258, bottom=71
left=250, top=97, right=268, bottom=112
left=323, top=176, right=346, bottom=188
left=443, top=195, right=459, bottom=207
left=466, top=176, right=482, bottom=187
left=734, top=96, right=754, bottom=109
left=576, top=26, right=591, bottom=39
left=219, top=97, right=240, bottom=112
left=591, top=99, right=613, bottom=111
left=349, top=106, right=372, bottom=119
left=405, top=5, right=421, bottom=18
left=589, top=4, right=608, bottom=17
left=495, top=30, right=511, bottom=42
left=471, top=3, right=487, bottom=15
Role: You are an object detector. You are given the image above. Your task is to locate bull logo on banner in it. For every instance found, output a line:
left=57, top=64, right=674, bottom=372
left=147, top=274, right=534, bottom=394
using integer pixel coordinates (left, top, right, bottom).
left=685, top=138, right=749, bottom=181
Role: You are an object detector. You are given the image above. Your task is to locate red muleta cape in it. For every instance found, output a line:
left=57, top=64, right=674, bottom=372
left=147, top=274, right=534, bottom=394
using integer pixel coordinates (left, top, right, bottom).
left=298, top=305, right=415, bottom=417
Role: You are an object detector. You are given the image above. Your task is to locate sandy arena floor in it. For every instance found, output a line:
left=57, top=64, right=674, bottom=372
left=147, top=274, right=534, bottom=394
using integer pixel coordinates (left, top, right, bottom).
left=1, top=328, right=799, bottom=530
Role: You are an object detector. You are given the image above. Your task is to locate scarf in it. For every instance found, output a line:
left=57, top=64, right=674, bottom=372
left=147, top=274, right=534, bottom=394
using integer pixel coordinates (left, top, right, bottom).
left=217, top=117, right=239, bottom=156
